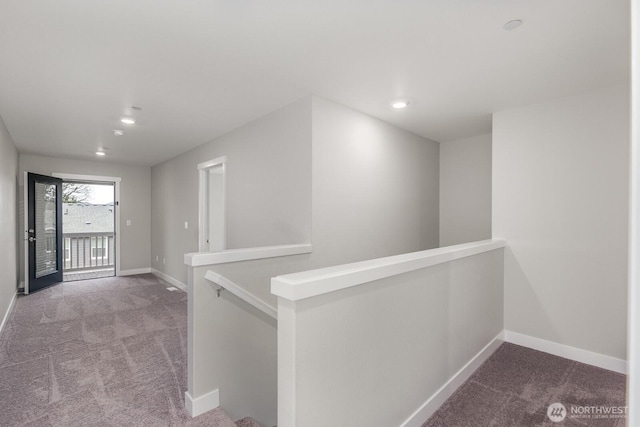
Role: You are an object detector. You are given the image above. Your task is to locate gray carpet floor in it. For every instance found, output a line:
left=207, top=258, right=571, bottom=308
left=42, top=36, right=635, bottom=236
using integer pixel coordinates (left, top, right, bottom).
left=3, top=275, right=625, bottom=426
left=0, top=274, right=243, bottom=427
left=424, top=342, right=627, bottom=427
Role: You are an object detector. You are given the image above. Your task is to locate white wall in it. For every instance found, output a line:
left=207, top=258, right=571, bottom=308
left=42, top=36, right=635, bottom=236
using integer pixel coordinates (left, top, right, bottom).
left=151, top=97, right=313, bottom=285
left=493, top=85, right=629, bottom=359
left=0, top=115, right=18, bottom=327
left=439, top=133, right=492, bottom=246
left=627, top=0, right=640, bottom=420
left=19, top=154, right=151, bottom=276
left=152, top=96, right=441, bottom=284
left=311, top=96, right=440, bottom=267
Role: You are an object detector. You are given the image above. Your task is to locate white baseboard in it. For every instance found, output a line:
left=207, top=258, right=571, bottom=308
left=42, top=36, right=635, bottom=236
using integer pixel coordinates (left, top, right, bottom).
left=400, top=330, right=627, bottom=426
left=400, top=332, right=504, bottom=427
left=0, top=290, right=18, bottom=336
left=151, top=269, right=187, bottom=292
left=503, top=330, right=627, bottom=374
left=185, top=388, right=220, bottom=417
left=118, top=267, right=152, bottom=276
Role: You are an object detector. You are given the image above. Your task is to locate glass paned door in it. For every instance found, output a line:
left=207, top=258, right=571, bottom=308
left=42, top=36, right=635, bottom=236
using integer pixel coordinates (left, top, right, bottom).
left=27, top=173, right=63, bottom=293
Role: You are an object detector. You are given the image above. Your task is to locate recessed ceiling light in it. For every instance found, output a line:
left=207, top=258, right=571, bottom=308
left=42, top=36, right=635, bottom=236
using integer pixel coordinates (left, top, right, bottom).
left=113, top=129, right=124, bottom=136
left=120, top=118, right=135, bottom=125
left=392, top=100, right=409, bottom=109
left=96, top=151, right=106, bottom=156
left=503, top=19, right=523, bottom=31
left=131, top=106, right=142, bottom=111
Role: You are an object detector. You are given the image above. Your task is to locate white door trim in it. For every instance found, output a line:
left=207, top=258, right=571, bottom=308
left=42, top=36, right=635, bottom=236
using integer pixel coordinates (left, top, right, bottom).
left=628, top=2, right=640, bottom=422
left=197, top=156, right=227, bottom=253
left=23, top=171, right=29, bottom=293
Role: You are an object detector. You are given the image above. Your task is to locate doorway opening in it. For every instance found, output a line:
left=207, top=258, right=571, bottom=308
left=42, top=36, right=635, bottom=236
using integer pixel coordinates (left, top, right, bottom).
left=61, top=181, right=115, bottom=282
left=198, top=156, right=226, bottom=252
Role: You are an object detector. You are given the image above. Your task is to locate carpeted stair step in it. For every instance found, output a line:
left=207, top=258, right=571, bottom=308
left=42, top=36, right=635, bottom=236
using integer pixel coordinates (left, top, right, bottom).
left=188, top=408, right=263, bottom=427
left=190, top=407, right=238, bottom=427
left=235, top=416, right=262, bottom=427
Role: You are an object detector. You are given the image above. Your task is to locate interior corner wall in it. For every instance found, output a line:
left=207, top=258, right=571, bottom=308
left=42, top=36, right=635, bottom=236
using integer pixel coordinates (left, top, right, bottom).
left=310, top=96, right=439, bottom=268
left=18, top=154, right=151, bottom=279
left=150, top=97, right=313, bottom=285
left=0, top=115, right=18, bottom=323
left=493, top=84, right=629, bottom=359
left=151, top=95, right=441, bottom=285
left=439, top=133, right=492, bottom=247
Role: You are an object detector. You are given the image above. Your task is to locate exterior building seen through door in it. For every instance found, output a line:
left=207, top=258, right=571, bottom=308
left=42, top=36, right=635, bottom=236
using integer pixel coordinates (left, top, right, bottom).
left=61, top=181, right=115, bottom=282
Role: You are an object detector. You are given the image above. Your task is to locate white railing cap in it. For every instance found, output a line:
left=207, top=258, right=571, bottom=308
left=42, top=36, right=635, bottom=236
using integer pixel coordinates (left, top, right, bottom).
left=271, top=239, right=506, bottom=302
left=185, top=243, right=312, bottom=267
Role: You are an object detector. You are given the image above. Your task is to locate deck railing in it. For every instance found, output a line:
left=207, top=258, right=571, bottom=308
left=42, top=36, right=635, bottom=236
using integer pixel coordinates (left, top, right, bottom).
left=63, top=233, right=115, bottom=271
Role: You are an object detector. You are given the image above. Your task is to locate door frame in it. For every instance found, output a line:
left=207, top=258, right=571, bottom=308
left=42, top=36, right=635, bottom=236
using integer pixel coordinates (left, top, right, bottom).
left=51, top=173, right=122, bottom=275
left=197, top=156, right=227, bottom=252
